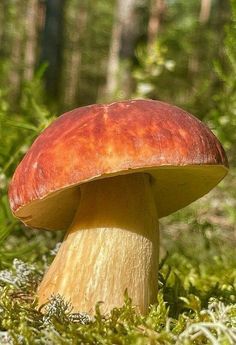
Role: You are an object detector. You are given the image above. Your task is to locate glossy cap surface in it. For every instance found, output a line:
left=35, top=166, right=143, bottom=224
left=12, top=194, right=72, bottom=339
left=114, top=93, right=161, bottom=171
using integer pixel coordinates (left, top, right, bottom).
left=9, top=99, right=228, bottom=230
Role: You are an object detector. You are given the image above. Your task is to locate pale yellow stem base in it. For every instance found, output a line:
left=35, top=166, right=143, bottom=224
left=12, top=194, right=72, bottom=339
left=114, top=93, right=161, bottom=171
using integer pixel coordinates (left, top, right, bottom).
left=37, top=173, right=159, bottom=315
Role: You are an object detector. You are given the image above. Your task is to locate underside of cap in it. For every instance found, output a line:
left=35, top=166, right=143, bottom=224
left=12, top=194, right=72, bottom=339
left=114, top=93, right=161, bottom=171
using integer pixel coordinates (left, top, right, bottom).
left=8, top=99, right=228, bottom=230
left=14, top=165, right=227, bottom=231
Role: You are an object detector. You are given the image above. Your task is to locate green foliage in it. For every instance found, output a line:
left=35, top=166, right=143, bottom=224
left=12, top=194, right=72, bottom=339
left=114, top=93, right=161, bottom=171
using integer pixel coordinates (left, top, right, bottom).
left=134, top=0, right=230, bottom=122
left=207, top=0, right=236, bottom=161
left=0, top=67, right=54, bottom=250
left=133, top=42, right=175, bottom=98
left=0, top=236, right=235, bottom=344
left=133, top=0, right=235, bottom=162
left=66, top=0, right=115, bottom=107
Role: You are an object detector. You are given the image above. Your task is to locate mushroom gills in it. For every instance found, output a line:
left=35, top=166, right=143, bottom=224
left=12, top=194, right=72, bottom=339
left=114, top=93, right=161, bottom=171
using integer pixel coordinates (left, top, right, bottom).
left=15, top=165, right=227, bottom=231
left=37, top=173, right=159, bottom=314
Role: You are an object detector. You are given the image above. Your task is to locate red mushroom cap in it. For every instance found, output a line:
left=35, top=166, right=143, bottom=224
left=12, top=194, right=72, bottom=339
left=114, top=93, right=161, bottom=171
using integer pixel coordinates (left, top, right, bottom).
left=8, top=99, right=228, bottom=230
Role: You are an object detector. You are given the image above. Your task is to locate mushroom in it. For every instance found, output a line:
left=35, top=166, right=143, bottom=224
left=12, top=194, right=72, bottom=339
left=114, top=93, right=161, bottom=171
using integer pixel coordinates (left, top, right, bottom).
left=8, top=99, right=228, bottom=315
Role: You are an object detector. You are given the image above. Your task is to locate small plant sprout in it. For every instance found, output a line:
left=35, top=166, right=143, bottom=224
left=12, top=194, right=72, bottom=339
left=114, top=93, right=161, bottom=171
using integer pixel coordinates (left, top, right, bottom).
left=8, top=100, right=228, bottom=314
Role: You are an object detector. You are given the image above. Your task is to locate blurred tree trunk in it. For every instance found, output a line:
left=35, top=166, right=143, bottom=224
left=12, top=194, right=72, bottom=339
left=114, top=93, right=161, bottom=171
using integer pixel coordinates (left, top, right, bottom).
left=147, top=0, right=166, bottom=49
left=189, top=0, right=212, bottom=79
left=0, top=2, right=4, bottom=50
left=61, top=1, right=88, bottom=108
left=199, top=0, right=212, bottom=24
left=40, top=0, right=65, bottom=98
left=23, top=0, right=38, bottom=81
left=1, top=0, right=24, bottom=102
left=105, top=0, right=139, bottom=100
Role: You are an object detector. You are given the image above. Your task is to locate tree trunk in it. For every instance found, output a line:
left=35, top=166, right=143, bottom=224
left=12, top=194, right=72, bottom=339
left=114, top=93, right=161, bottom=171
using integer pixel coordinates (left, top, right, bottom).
left=199, top=0, right=212, bottom=24
left=23, top=0, right=38, bottom=81
left=2, top=0, right=24, bottom=103
left=147, top=0, right=166, bottom=49
left=40, top=0, right=65, bottom=98
left=61, top=1, right=88, bottom=108
left=104, top=0, right=139, bottom=100
left=0, top=1, right=4, bottom=50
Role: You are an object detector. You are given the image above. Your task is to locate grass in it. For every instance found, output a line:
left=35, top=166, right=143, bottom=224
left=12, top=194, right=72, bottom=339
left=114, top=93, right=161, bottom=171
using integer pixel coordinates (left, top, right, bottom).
left=0, top=171, right=235, bottom=344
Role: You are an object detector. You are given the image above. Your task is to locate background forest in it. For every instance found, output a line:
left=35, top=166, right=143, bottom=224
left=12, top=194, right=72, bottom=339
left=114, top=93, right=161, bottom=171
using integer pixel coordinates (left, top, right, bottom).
left=0, top=0, right=236, bottom=344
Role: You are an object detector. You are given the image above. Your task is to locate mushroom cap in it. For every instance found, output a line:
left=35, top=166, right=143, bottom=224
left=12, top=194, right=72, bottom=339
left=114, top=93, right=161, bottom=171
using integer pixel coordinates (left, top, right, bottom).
left=8, top=99, right=228, bottom=230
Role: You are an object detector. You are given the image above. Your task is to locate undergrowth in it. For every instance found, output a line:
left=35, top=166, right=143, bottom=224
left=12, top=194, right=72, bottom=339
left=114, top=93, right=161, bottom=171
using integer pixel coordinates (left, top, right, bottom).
left=0, top=245, right=235, bottom=344
left=0, top=172, right=235, bottom=344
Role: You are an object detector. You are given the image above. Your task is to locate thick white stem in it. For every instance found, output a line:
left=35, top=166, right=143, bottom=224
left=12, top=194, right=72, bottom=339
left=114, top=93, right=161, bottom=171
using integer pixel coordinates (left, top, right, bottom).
left=38, top=173, right=159, bottom=314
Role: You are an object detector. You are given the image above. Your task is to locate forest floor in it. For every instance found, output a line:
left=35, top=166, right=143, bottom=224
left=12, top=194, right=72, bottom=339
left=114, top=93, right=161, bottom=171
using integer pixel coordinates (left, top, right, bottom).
left=0, top=171, right=235, bottom=345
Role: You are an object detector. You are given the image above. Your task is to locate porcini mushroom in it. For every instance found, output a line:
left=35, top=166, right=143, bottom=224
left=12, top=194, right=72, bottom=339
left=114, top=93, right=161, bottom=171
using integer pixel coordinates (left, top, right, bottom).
left=8, top=99, right=228, bottom=314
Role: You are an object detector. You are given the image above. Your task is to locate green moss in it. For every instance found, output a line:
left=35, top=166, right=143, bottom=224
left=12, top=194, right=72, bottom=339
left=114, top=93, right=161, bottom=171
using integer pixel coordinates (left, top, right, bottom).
left=0, top=172, right=235, bottom=344
left=0, top=237, right=235, bottom=344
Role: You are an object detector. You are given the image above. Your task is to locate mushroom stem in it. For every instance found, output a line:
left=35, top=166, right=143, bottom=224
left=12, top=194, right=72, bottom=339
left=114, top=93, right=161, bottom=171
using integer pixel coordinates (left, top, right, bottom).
left=37, top=173, right=159, bottom=314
